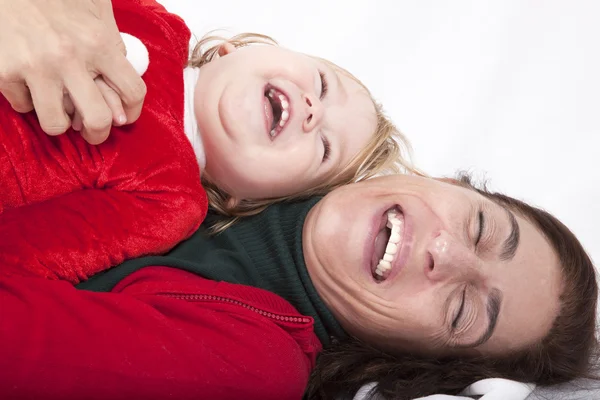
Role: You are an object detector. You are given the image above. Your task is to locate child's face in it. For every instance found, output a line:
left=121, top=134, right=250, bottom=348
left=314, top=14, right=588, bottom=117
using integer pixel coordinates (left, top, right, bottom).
left=194, top=43, right=377, bottom=201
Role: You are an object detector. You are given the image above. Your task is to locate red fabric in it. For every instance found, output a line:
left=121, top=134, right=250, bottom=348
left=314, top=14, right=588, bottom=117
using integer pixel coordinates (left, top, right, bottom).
left=0, top=0, right=207, bottom=283
left=0, top=3, right=322, bottom=398
left=0, top=266, right=321, bottom=399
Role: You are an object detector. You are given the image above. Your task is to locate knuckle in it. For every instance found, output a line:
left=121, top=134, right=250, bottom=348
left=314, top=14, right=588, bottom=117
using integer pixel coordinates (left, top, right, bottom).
left=115, top=38, right=127, bottom=55
left=54, top=36, right=78, bottom=62
left=0, top=69, right=19, bottom=85
left=85, top=112, right=113, bottom=133
left=38, top=36, right=77, bottom=70
left=127, top=80, right=147, bottom=104
left=85, top=27, right=110, bottom=52
left=88, top=130, right=110, bottom=145
left=42, top=120, right=70, bottom=136
left=9, top=100, right=34, bottom=113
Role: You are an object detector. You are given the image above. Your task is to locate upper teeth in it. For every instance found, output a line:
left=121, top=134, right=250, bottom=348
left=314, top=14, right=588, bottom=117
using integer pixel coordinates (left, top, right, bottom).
left=267, top=89, right=290, bottom=136
left=375, top=210, right=404, bottom=278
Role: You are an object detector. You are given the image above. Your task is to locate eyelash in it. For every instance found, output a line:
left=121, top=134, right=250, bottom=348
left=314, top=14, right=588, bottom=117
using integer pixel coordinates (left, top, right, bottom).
left=475, top=210, right=485, bottom=246
left=453, top=210, right=485, bottom=331
left=452, top=287, right=467, bottom=329
left=319, top=70, right=329, bottom=99
left=322, top=136, right=331, bottom=162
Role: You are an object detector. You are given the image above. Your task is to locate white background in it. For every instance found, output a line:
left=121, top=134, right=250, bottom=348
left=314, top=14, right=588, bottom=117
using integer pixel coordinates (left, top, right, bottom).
left=158, top=0, right=599, bottom=269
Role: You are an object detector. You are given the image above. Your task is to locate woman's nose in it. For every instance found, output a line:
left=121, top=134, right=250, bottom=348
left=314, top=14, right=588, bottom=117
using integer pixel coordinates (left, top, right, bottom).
left=301, top=93, right=324, bottom=133
left=425, top=230, right=481, bottom=283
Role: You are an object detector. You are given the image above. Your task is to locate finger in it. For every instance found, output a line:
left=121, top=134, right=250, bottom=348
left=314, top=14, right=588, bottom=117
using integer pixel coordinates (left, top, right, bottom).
left=98, top=55, right=147, bottom=125
left=27, top=78, right=71, bottom=135
left=1, top=82, right=34, bottom=113
left=63, top=66, right=113, bottom=145
left=95, top=78, right=126, bottom=126
left=63, top=93, right=75, bottom=116
left=71, top=111, right=83, bottom=132
left=63, top=94, right=84, bottom=131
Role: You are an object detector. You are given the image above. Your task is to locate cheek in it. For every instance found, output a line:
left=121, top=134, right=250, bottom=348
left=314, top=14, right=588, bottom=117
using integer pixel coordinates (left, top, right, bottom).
left=213, top=151, right=316, bottom=199
left=274, top=59, right=314, bottom=87
left=315, top=201, right=367, bottom=266
left=245, top=49, right=310, bottom=84
left=249, top=150, right=318, bottom=194
left=203, top=145, right=267, bottom=197
left=349, top=299, right=443, bottom=349
left=379, top=292, right=446, bottom=344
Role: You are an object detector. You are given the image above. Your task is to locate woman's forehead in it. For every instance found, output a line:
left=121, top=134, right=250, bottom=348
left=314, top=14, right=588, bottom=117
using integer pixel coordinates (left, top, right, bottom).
left=478, top=213, right=562, bottom=353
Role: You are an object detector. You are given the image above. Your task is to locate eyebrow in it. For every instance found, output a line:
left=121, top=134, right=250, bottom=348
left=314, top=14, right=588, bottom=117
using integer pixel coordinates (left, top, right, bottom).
left=464, top=288, right=503, bottom=348
left=500, top=208, right=520, bottom=261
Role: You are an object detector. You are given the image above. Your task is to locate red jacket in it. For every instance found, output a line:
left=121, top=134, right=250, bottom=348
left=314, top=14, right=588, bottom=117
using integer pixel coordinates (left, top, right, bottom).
left=0, top=0, right=207, bottom=283
left=0, top=266, right=322, bottom=399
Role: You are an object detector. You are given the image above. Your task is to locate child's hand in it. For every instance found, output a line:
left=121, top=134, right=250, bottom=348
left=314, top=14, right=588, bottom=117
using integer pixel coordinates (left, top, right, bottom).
left=0, top=0, right=147, bottom=145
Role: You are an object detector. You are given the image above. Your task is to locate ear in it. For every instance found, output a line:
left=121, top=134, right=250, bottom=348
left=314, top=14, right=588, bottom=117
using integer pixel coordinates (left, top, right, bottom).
left=218, top=42, right=236, bottom=57
left=226, top=195, right=240, bottom=210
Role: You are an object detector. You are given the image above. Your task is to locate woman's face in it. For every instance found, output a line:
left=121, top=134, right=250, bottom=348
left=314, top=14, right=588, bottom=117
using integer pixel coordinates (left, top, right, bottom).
left=303, top=174, right=562, bottom=355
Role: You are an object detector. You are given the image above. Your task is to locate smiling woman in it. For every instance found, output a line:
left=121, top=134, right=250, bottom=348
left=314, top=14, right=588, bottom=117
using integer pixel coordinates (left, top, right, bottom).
left=304, top=173, right=562, bottom=354
left=304, top=174, right=598, bottom=400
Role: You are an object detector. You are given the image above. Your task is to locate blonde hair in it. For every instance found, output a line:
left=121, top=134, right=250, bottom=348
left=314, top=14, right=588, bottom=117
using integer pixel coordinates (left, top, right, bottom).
left=189, top=32, right=420, bottom=232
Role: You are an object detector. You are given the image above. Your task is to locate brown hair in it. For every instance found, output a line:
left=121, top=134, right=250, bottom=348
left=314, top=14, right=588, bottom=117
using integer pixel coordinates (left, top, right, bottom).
left=189, top=32, right=419, bottom=232
left=305, top=173, right=598, bottom=400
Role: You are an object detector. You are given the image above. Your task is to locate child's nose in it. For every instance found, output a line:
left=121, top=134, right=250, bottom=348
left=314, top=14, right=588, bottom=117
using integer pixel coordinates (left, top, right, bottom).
left=302, top=93, right=324, bottom=133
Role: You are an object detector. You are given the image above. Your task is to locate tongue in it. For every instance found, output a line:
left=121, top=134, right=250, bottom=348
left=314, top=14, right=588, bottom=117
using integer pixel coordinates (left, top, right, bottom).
left=263, top=96, right=274, bottom=134
left=371, top=228, right=390, bottom=275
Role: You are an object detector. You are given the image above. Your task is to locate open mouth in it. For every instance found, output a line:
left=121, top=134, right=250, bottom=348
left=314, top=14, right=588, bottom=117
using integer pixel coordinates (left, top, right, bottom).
left=264, top=84, right=291, bottom=138
left=371, top=206, right=405, bottom=282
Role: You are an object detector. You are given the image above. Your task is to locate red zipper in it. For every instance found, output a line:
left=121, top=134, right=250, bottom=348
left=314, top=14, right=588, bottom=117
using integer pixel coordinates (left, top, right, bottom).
left=162, top=293, right=312, bottom=324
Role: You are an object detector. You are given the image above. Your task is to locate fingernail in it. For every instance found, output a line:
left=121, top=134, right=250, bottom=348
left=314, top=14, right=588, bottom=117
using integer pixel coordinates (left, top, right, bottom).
left=117, top=115, right=127, bottom=125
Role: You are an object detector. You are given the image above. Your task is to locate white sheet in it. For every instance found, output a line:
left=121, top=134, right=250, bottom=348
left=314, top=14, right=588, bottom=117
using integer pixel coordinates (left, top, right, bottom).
left=157, top=1, right=600, bottom=398
left=355, top=378, right=534, bottom=400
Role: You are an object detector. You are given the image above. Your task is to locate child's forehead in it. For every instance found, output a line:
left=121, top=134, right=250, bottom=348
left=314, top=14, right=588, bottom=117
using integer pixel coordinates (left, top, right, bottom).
left=255, top=45, right=328, bottom=68
left=312, top=55, right=371, bottom=93
left=243, top=44, right=369, bottom=98
left=308, top=54, right=341, bottom=71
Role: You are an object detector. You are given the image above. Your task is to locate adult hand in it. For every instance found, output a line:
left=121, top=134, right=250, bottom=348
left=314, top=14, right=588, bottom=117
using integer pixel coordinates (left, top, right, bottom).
left=0, top=0, right=147, bottom=144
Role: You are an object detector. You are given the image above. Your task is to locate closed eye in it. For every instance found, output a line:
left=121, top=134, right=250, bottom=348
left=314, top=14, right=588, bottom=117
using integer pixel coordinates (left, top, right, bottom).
left=475, top=210, right=485, bottom=246
left=452, top=287, right=467, bottom=329
left=322, top=135, right=331, bottom=162
left=319, top=70, right=329, bottom=99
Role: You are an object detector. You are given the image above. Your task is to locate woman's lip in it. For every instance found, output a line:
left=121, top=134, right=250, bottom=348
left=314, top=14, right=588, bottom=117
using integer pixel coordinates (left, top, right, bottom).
left=363, top=204, right=398, bottom=283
